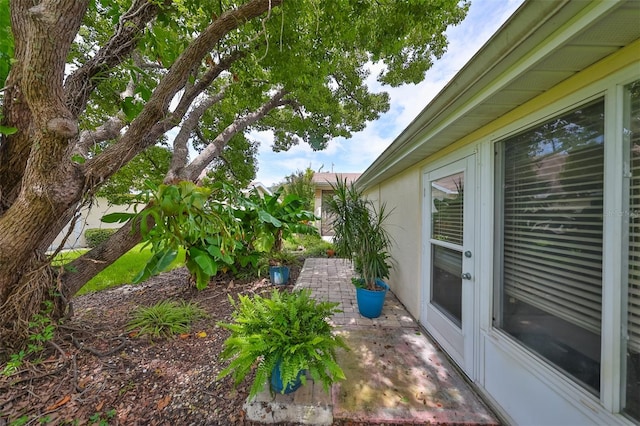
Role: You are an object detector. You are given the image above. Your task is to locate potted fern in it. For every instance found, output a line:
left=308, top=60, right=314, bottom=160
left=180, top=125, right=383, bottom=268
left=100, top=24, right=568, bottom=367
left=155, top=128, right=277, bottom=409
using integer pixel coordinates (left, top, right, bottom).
left=326, top=178, right=394, bottom=318
left=217, top=289, right=348, bottom=397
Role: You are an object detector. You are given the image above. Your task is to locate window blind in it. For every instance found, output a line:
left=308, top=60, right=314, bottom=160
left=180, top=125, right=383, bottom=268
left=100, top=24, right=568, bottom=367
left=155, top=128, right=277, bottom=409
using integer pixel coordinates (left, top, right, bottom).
left=432, top=173, right=464, bottom=245
left=627, top=81, right=640, bottom=353
left=502, top=100, right=604, bottom=335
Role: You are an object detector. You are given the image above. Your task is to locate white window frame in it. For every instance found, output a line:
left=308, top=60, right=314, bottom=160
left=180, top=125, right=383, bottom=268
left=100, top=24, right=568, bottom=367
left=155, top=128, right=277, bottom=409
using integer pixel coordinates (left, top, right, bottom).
left=484, top=63, right=640, bottom=422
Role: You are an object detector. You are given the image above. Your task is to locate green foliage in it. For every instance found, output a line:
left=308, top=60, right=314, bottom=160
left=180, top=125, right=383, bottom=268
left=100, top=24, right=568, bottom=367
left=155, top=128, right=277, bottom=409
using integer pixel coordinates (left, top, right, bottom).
left=89, top=409, right=117, bottom=426
left=218, top=289, right=348, bottom=398
left=85, top=228, right=118, bottom=248
left=285, top=233, right=333, bottom=257
left=0, top=0, right=13, bottom=88
left=324, top=179, right=393, bottom=290
left=27, top=300, right=56, bottom=354
left=198, top=134, right=258, bottom=190
left=0, top=0, right=15, bottom=137
left=126, top=300, right=207, bottom=339
left=242, top=187, right=318, bottom=254
left=104, top=180, right=241, bottom=290
left=115, top=180, right=319, bottom=289
left=2, top=300, right=56, bottom=376
left=9, top=416, right=29, bottom=426
left=2, top=350, right=26, bottom=376
left=282, top=168, right=315, bottom=212
left=96, top=146, right=172, bottom=205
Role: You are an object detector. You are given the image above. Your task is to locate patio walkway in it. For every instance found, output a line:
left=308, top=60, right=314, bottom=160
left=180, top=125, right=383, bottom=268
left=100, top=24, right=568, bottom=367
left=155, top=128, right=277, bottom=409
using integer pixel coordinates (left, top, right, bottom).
left=244, top=258, right=499, bottom=425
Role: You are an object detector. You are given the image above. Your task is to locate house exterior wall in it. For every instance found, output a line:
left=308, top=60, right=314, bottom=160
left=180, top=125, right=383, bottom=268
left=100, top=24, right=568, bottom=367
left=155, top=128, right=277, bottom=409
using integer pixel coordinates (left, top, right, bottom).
left=375, top=168, right=423, bottom=318
left=48, top=198, right=136, bottom=250
left=364, top=40, right=640, bottom=425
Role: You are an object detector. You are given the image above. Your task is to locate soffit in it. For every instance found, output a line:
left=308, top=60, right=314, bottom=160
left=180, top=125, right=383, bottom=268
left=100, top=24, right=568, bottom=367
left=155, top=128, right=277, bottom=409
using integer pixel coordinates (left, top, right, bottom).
left=358, top=0, right=640, bottom=189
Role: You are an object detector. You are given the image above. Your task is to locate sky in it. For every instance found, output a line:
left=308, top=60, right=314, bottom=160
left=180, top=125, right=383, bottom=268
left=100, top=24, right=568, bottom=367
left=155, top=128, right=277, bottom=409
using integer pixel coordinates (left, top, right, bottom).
left=252, top=0, right=524, bottom=187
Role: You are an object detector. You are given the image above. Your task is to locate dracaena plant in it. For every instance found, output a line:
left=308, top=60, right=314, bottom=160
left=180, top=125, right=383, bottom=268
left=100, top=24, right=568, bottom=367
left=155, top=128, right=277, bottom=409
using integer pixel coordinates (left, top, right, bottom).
left=324, top=178, right=393, bottom=290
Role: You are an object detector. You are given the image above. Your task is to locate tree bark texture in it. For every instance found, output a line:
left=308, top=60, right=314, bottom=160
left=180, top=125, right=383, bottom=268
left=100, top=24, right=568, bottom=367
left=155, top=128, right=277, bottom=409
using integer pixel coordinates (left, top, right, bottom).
left=0, top=0, right=283, bottom=351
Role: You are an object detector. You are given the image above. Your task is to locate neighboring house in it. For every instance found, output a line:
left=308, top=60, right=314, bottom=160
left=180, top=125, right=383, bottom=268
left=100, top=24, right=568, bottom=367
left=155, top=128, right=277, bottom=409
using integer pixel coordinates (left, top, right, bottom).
left=357, top=1, right=640, bottom=424
left=48, top=197, right=136, bottom=251
left=244, top=181, right=272, bottom=198
left=311, top=172, right=361, bottom=239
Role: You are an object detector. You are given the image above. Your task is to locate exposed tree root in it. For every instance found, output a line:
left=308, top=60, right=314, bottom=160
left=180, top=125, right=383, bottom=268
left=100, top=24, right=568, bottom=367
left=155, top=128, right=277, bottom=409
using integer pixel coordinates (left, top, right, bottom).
left=0, top=258, right=59, bottom=358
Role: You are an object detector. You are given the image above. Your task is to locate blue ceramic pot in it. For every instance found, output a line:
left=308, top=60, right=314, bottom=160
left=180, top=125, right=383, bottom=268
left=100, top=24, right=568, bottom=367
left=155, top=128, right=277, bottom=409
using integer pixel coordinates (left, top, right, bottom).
left=269, top=266, right=290, bottom=285
left=355, top=278, right=389, bottom=319
left=270, top=359, right=303, bottom=394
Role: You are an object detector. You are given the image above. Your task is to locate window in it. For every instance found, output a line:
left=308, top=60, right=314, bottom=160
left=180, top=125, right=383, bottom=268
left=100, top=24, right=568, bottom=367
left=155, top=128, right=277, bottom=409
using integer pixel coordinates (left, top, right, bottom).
left=494, top=100, right=605, bottom=393
left=624, top=79, right=640, bottom=422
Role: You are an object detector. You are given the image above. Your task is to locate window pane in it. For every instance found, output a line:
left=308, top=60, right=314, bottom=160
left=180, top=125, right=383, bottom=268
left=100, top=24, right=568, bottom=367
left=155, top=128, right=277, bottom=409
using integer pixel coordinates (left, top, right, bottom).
left=625, top=80, right=640, bottom=421
left=495, top=100, right=604, bottom=393
left=432, top=172, right=464, bottom=245
left=431, top=245, right=462, bottom=327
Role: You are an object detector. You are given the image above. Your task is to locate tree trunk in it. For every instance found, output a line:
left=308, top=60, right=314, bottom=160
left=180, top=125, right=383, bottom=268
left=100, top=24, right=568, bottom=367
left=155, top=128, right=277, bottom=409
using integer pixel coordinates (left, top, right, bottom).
left=0, top=0, right=284, bottom=354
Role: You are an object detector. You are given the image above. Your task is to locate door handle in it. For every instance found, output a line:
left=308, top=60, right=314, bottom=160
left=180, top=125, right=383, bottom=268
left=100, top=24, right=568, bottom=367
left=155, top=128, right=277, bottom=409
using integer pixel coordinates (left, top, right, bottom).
left=461, top=272, right=472, bottom=280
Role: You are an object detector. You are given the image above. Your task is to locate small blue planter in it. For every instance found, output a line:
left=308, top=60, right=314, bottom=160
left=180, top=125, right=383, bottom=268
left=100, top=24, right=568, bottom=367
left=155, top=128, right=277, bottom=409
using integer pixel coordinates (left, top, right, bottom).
left=269, top=266, right=290, bottom=285
left=270, top=359, right=304, bottom=394
left=355, top=279, right=389, bottom=319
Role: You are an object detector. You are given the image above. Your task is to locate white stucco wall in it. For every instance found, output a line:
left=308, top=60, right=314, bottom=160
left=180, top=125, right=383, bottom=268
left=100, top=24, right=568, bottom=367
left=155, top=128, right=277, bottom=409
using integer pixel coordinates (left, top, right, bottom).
left=48, top=198, right=136, bottom=251
left=368, top=169, right=423, bottom=318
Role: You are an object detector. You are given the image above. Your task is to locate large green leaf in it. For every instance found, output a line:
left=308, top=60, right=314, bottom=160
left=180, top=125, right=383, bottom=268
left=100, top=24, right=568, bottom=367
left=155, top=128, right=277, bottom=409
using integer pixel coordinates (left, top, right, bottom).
left=101, top=212, right=136, bottom=223
left=253, top=231, right=275, bottom=253
left=258, top=210, right=282, bottom=227
left=133, top=248, right=178, bottom=283
left=188, top=247, right=218, bottom=276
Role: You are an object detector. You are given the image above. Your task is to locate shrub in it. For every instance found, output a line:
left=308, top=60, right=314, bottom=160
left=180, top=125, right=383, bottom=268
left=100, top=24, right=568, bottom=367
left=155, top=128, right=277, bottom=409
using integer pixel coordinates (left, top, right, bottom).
left=291, top=234, right=334, bottom=257
left=85, top=228, right=117, bottom=248
left=126, top=300, right=208, bottom=339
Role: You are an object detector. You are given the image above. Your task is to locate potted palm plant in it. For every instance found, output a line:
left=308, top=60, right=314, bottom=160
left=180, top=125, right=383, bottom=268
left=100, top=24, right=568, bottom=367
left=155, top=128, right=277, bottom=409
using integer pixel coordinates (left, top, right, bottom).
left=325, top=179, right=394, bottom=318
left=217, top=289, right=348, bottom=397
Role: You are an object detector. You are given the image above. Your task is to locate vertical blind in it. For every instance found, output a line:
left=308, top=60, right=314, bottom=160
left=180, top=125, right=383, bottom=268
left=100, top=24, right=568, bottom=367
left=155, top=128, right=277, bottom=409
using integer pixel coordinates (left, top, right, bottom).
left=431, top=172, right=464, bottom=246
left=628, top=81, right=640, bottom=353
left=501, top=100, right=604, bottom=335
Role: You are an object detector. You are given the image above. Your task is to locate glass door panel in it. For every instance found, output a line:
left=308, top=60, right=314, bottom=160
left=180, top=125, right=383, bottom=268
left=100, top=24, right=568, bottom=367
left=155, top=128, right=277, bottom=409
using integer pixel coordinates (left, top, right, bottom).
left=422, top=156, right=475, bottom=377
left=431, top=245, right=462, bottom=327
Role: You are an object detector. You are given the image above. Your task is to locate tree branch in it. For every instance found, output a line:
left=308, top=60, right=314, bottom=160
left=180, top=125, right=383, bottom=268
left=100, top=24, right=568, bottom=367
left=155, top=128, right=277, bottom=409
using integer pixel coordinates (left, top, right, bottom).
left=83, top=0, right=282, bottom=185
left=173, top=50, right=246, bottom=120
left=183, top=88, right=288, bottom=181
left=166, top=87, right=228, bottom=182
left=64, top=0, right=163, bottom=117
left=77, top=116, right=127, bottom=154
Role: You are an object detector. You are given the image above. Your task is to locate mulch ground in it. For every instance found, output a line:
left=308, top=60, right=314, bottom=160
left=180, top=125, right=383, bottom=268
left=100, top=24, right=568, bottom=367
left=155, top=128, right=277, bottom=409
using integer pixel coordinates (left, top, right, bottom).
left=0, top=264, right=305, bottom=426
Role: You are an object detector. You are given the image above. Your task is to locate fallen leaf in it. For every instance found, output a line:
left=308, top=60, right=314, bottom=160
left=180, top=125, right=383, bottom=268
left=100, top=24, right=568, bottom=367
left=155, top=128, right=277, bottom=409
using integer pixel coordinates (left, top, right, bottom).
left=227, top=280, right=234, bottom=289
left=46, top=395, right=71, bottom=411
left=196, top=331, right=207, bottom=338
left=96, top=400, right=104, bottom=412
left=157, top=395, right=171, bottom=410
left=179, top=333, right=190, bottom=339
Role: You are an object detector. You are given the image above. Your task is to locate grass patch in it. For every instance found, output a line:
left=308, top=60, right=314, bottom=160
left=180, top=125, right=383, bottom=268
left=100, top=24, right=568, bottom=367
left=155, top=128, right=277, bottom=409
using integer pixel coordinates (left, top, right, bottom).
left=53, top=244, right=185, bottom=295
left=285, top=233, right=334, bottom=257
